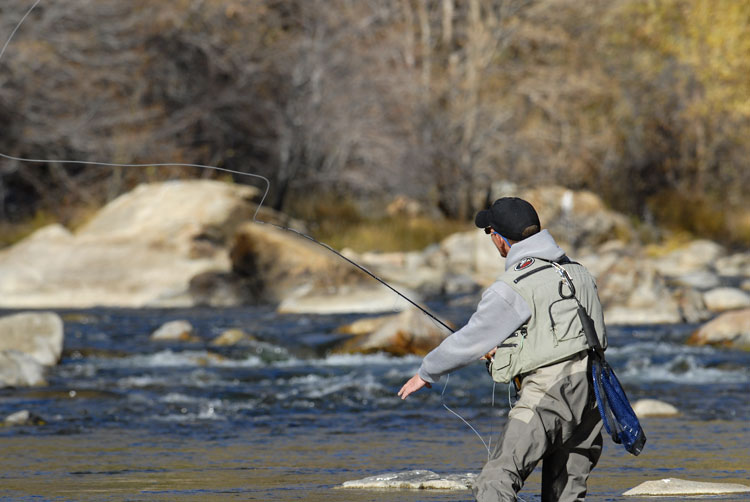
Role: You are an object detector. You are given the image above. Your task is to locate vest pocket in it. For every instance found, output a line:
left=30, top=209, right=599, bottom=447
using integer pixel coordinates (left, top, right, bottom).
left=549, top=297, right=586, bottom=343
left=489, top=351, right=513, bottom=384
left=489, top=331, right=524, bottom=384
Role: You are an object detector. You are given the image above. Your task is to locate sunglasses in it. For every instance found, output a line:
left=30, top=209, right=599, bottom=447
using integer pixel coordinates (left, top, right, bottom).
left=485, top=227, right=512, bottom=247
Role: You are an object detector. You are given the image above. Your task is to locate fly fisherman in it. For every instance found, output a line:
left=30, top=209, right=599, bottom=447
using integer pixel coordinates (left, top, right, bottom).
left=398, top=197, right=607, bottom=502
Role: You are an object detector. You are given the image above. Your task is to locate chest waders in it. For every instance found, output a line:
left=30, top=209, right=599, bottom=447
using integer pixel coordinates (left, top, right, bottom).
left=487, top=258, right=646, bottom=456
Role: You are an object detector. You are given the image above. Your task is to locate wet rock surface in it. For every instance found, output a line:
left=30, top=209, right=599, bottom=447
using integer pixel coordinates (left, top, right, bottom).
left=339, top=470, right=476, bottom=491
left=623, top=478, right=750, bottom=496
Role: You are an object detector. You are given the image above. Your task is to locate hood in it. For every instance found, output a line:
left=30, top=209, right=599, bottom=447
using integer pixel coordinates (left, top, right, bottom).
left=504, top=229, right=566, bottom=271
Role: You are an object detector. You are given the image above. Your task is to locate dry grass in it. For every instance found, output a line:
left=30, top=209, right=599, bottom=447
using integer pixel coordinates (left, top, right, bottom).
left=288, top=195, right=470, bottom=252
left=317, top=216, right=470, bottom=253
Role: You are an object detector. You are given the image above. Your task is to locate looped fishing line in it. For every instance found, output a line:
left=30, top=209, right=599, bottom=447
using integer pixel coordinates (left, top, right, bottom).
left=1, top=0, right=497, bottom=457
left=440, top=374, right=497, bottom=462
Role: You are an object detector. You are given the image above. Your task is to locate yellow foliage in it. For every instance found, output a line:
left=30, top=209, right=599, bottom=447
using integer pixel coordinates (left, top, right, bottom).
left=610, top=0, right=750, bottom=120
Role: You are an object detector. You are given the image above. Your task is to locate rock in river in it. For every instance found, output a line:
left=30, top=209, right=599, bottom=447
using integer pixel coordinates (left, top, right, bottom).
left=151, top=320, right=198, bottom=342
left=334, top=308, right=454, bottom=356
left=623, top=478, right=750, bottom=496
left=687, top=308, right=750, bottom=350
left=3, top=410, right=46, bottom=426
left=0, top=311, right=64, bottom=366
left=0, top=351, right=46, bottom=388
left=210, top=329, right=256, bottom=346
left=631, top=399, right=679, bottom=418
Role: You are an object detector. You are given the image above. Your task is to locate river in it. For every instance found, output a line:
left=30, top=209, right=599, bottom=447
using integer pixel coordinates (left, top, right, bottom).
left=0, top=304, right=748, bottom=501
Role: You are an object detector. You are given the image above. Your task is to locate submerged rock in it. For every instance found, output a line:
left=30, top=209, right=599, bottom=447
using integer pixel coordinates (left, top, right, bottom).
left=339, top=470, right=475, bottom=491
left=3, top=410, right=46, bottom=426
left=151, top=320, right=198, bottom=342
left=688, top=308, right=750, bottom=350
left=0, top=312, right=64, bottom=366
left=334, top=308, right=453, bottom=356
left=623, top=478, right=750, bottom=496
left=209, top=329, right=256, bottom=346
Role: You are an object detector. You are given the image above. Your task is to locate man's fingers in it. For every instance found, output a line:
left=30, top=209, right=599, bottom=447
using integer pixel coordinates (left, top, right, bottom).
left=398, top=374, right=430, bottom=400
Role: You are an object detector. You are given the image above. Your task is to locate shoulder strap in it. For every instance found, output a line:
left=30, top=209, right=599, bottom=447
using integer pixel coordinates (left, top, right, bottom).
left=512, top=256, right=580, bottom=284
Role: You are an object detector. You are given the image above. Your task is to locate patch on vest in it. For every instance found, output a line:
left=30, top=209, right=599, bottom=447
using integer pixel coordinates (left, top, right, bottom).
left=514, top=257, right=535, bottom=271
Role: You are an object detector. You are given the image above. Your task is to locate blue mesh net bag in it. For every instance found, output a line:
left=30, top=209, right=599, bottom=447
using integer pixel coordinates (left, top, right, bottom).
left=591, top=356, right=646, bottom=456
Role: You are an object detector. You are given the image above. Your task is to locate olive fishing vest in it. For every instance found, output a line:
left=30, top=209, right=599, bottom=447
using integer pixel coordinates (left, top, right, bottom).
left=488, top=257, right=608, bottom=384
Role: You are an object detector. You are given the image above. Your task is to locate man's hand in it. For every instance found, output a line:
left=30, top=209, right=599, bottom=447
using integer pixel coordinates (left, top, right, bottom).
left=398, top=373, right=432, bottom=400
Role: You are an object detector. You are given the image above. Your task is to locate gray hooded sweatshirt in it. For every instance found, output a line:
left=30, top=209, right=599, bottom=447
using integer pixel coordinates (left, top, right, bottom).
left=418, top=229, right=566, bottom=384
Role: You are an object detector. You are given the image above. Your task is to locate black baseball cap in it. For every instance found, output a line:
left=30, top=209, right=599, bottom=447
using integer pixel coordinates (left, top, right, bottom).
left=475, top=197, right=541, bottom=241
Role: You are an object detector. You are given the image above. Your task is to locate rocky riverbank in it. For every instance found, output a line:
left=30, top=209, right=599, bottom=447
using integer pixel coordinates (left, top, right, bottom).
left=1, top=180, right=749, bottom=352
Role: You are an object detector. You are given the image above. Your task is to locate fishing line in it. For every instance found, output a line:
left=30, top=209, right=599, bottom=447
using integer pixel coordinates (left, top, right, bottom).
left=0, top=0, right=41, bottom=62
left=1, top=0, right=494, bottom=455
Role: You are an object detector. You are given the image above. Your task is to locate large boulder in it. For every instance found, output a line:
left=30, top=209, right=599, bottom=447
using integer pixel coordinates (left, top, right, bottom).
left=0, top=351, right=46, bottom=387
left=334, top=308, right=454, bottom=356
left=687, top=308, right=750, bottom=350
left=0, top=180, right=265, bottom=308
left=231, top=222, right=419, bottom=313
left=0, top=312, right=64, bottom=366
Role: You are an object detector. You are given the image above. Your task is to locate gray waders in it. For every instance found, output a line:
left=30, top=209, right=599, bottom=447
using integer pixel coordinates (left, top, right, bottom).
left=473, top=352, right=603, bottom=502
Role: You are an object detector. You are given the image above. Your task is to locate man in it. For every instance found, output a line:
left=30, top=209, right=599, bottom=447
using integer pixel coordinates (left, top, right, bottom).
left=398, top=197, right=607, bottom=502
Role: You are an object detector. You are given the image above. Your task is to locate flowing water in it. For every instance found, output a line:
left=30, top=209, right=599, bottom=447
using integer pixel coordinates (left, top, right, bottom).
left=0, top=304, right=748, bottom=501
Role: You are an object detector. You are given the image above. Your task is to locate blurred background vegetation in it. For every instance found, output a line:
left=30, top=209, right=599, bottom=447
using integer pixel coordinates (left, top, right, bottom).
left=1, top=0, right=748, bottom=250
